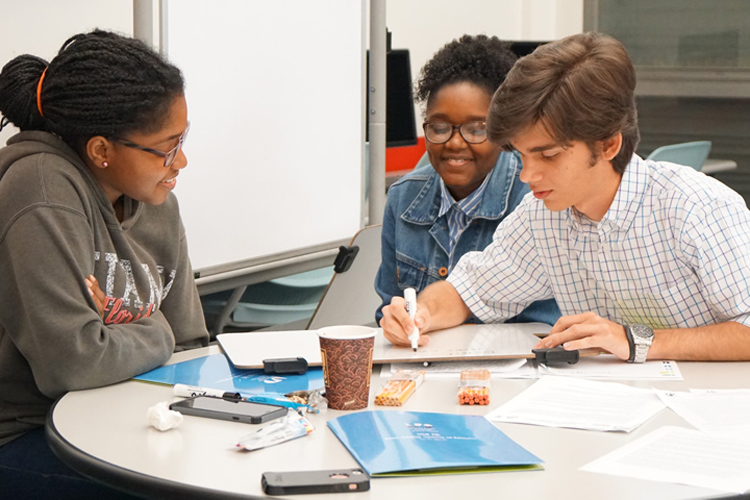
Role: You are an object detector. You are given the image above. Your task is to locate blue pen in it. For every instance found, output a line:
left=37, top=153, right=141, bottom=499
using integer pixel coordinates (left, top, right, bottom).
left=246, top=393, right=309, bottom=410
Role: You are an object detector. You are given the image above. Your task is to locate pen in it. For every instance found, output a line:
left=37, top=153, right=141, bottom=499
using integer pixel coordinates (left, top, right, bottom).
left=247, top=393, right=309, bottom=410
left=404, top=287, right=419, bottom=352
left=173, top=383, right=241, bottom=400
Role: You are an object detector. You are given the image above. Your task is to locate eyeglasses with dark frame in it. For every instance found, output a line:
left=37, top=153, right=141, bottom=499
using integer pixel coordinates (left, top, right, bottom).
left=111, top=122, right=190, bottom=168
left=423, top=121, right=488, bottom=145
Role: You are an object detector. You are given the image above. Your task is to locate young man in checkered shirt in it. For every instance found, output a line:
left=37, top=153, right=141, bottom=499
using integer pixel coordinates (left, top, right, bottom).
left=379, top=32, right=750, bottom=363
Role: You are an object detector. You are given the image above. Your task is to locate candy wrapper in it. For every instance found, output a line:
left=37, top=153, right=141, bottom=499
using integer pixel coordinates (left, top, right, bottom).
left=236, top=410, right=314, bottom=451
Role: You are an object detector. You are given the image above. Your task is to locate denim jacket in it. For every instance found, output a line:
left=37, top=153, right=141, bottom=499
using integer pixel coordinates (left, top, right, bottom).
left=374, top=151, right=560, bottom=325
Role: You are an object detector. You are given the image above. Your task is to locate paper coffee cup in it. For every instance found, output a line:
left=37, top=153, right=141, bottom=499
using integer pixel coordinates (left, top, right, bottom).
left=318, top=326, right=376, bottom=411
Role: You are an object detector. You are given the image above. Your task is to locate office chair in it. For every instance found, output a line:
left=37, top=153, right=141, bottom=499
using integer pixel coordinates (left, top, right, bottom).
left=646, top=141, right=712, bottom=171
left=307, top=225, right=382, bottom=330
left=229, top=267, right=333, bottom=327
left=201, top=267, right=334, bottom=336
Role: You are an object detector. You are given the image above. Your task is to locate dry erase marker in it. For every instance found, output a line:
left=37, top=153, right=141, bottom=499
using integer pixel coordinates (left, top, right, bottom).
left=173, top=383, right=241, bottom=400
left=404, top=288, right=419, bottom=352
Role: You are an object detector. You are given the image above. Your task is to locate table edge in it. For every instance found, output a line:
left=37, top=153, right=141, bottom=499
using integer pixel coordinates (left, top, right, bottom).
left=45, top=398, right=269, bottom=500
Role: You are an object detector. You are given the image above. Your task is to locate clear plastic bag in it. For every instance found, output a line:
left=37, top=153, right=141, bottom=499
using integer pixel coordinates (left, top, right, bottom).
left=458, top=369, right=490, bottom=405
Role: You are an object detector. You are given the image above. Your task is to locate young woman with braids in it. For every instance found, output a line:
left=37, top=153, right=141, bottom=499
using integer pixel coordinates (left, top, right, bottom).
left=0, top=30, right=208, bottom=498
left=375, top=35, right=560, bottom=331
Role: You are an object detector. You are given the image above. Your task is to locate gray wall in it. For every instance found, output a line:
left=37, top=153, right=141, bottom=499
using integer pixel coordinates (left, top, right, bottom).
left=636, top=96, right=750, bottom=203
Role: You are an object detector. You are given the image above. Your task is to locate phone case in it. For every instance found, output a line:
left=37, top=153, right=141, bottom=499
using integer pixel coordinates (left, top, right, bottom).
left=261, top=468, right=370, bottom=495
left=169, top=396, right=287, bottom=424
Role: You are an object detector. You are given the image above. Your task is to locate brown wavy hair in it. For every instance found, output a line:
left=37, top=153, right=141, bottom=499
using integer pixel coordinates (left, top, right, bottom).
left=487, top=32, right=639, bottom=174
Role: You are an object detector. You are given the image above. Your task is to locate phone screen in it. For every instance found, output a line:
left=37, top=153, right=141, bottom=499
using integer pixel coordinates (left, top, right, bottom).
left=184, top=397, right=271, bottom=416
left=170, top=396, right=287, bottom=424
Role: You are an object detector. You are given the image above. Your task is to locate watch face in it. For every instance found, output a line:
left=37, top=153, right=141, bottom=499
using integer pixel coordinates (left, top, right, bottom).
left=631, top=324, right=654, bottom=342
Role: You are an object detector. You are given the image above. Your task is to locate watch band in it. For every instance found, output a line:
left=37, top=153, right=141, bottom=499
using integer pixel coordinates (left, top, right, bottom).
left=625, top=325, right=635, bottom=363
left=634, top=342, right=650, bottom=364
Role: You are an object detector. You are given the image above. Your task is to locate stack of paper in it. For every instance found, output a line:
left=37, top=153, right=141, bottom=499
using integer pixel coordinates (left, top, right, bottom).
left=389, top=355, right=681, bottom=381
left=581, top=426, right=750, bottom=494
left=389, top=358, right=534, bottom=378
left=486, top=376, right=665, bottom=432
left=539, top=357, right=682, bottom=380
left=655, top=388, right=750, bottom=432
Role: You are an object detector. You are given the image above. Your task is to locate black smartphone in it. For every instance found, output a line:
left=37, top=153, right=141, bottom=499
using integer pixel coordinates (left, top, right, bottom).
left=169, top=396, right=286, bottom=424
left=261, top=468, right=370, bottom=495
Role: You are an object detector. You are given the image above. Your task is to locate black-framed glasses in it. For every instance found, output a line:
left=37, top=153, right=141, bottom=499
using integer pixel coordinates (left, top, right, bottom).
left=111, top=122, right=190, bottom=168
left=423, top=121, right=487, bottom=145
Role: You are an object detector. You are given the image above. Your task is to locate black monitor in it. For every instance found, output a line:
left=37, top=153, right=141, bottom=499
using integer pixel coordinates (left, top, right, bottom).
left=509, top=41, right=550, bottom=58
left=366, top=48, right=418, bottom=148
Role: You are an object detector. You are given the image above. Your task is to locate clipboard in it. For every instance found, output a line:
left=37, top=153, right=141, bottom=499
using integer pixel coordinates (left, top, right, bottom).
left=217, top=322, right=553, bottom=370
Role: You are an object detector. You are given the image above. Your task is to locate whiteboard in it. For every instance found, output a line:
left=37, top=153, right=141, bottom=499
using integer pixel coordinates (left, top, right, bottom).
left=163, top=0, right=366, bottom=274
left=217, top=323, right=552, bottom=369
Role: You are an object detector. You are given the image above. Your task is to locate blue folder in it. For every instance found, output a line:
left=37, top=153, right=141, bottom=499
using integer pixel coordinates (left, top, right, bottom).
left=327, top=410, right=543, bottom=476
left=134, top=353, right=324, bottom=397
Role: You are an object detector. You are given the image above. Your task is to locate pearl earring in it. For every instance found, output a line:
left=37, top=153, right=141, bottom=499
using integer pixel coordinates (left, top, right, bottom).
left=102, top=161, right=108, bottom=168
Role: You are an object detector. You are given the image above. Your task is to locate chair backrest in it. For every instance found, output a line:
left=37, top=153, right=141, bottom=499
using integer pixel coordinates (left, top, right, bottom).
left=646, top=141, right=712, bottom=171
left=414, top=151, right=431, bottom=169
left=307, top=225, right=382, bottom=330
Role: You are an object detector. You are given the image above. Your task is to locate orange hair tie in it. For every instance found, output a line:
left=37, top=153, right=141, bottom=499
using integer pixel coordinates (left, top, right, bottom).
left=36, top=67, right=48, bottom=117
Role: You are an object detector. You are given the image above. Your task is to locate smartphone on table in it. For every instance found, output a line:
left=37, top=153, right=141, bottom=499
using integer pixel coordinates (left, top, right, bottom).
left=261, top=468, right=370, bottom=495
left=169, top=395, right=286, bottom=424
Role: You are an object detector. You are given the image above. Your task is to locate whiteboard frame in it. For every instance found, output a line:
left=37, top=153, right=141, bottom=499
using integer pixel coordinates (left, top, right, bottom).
left=133, top=0, right=379, bottom=286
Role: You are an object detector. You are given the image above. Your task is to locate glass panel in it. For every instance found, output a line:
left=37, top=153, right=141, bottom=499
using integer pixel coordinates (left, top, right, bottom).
left=596, top=0, right=750, bottom=69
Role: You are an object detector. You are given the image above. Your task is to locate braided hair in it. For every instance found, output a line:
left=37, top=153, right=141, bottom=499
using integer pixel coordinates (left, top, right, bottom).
left=415, top=34, right=517, bottom=113
left=0, top=29, right=184, bottom=152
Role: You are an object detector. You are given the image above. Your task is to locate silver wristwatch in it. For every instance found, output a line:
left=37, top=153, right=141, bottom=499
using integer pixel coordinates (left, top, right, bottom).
left=627, top=324, right=654, bottom=363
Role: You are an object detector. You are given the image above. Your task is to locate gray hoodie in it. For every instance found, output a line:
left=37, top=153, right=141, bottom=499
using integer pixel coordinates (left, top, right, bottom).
left=0, top=131, right=209, bottom=446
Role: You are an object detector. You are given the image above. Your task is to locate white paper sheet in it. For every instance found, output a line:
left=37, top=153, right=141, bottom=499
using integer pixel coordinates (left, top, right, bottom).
left=581, top=426, right=750, bottom=493
left=388, top=358, right=535, bottom=378
left=388, top=356, right=681, bottom=381
left=656, top=388, right=750, bottom=432
left=486, top=376, right=665, bottom=432
left=540, top=355, right=682, bottom=380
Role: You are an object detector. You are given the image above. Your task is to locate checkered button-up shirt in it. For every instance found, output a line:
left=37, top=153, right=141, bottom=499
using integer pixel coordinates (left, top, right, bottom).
left=448, top=155, right=750, bottom=329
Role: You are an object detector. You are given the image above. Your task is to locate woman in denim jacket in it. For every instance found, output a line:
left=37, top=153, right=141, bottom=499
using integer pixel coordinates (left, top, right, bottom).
left=375, top=35, right=560, bottom=325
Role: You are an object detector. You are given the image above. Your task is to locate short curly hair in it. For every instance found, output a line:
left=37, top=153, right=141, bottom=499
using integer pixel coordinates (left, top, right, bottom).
left=415, top=34, right=517, bottom=113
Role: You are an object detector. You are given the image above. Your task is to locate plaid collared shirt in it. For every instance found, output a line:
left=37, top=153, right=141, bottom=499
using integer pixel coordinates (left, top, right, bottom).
left=448, top=155, right=750, bottom=329
left=438, top=173, right=492, bottom=253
